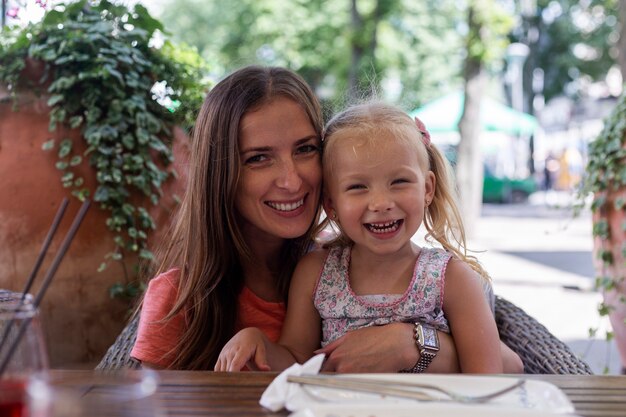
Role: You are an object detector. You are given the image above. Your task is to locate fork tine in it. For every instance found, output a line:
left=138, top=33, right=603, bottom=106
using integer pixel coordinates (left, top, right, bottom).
left=289, top=374, right=526, bottom=403
left=288, top=375, right=435, bottom=401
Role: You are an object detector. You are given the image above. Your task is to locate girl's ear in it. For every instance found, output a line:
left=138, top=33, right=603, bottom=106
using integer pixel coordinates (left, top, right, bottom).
left=425, top=170, right=436, bottom=205
left=322, top=194, right=336, bottom=221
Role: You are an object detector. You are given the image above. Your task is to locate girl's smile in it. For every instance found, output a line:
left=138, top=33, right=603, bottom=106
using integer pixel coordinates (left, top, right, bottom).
left=364, top=218, right=404, bottom=238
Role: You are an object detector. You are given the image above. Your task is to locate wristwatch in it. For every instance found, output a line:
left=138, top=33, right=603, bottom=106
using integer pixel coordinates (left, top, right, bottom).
left=401, top=322, right=439, bottom=373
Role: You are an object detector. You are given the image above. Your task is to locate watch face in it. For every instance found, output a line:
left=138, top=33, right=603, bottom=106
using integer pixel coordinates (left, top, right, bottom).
left=418, top=325, right=439, bottom=350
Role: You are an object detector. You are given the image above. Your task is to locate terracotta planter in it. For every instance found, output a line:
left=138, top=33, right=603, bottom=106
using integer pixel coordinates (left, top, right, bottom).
left=592, top=188, right=626, bottom=372
left=0, top=93, right=188, bottom=366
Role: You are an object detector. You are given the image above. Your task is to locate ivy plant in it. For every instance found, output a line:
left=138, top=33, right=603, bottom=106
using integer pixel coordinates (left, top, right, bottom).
left=0, top=0, right=208, bottom=300
left=577, top=91, right=626, bottom=372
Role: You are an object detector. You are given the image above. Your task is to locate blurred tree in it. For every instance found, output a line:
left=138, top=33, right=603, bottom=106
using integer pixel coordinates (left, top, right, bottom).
left=156, top=0, right=463, bottom=110
left=617, top=0, right=626, bottom=81
left=456, top=0, right=512, bottom=237
left=510, top=0, right=620, bottom=107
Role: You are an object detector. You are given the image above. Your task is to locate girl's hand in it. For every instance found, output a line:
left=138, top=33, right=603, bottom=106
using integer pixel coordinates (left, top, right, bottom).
left=214, top=327, right=271, bottom=372
left=315, top=322, right=460, bottom=373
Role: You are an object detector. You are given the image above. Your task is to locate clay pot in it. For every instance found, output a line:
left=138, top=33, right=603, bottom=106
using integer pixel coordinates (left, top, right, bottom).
left=0, top=93, right=188, bottom=366
left=592, top=187, right=626, bottom=372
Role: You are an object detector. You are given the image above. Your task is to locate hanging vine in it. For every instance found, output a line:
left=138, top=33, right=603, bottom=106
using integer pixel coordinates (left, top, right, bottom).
left=0, top=0, right=209, bottom=299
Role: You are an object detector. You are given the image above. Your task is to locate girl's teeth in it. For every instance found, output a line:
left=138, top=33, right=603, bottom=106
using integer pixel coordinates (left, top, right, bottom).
left=367, top=220, right=400, bottom=233
left=268, top=199, right=304, bottom=212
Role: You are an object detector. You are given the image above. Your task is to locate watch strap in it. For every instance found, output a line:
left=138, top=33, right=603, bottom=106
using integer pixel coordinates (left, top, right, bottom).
left=399, top=322, right=439, bottom=373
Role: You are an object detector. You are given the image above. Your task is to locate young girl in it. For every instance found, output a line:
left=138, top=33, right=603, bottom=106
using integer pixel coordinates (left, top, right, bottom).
left=215, top=101, right=503, bottom=373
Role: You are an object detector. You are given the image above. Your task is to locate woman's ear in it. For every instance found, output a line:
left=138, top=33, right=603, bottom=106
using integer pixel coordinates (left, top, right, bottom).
left=425, top=171, right=436, bottom=206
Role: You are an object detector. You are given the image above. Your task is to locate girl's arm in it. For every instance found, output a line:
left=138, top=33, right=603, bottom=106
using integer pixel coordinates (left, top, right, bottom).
left=277, top=250, right=325, bottom=363
left=215, top=327, right=298, bottom=371
left=443, top=259, right=503, bottom=373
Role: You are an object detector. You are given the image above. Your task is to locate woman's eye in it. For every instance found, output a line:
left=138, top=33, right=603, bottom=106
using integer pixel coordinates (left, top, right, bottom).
left=244, top=154, right=268, bottom=164
left=296, top=144, right=319, bottom=155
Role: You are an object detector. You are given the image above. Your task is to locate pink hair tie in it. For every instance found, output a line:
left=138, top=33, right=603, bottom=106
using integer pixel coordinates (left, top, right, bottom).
left=414, top=117, right=431, bottom=147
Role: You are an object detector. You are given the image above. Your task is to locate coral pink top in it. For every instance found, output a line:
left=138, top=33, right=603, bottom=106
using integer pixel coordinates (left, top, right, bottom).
left=130, top=268, right=285, bottom=368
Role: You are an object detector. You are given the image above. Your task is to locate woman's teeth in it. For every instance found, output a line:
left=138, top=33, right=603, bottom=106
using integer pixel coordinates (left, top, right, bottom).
left=267, top=198, right=304, bottom=212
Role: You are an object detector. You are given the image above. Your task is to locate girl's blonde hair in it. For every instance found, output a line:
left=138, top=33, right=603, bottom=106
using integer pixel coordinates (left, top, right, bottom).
left=319, top=101, right=489, bottom=281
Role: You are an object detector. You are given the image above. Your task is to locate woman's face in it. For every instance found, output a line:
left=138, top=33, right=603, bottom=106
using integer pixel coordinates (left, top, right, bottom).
left=236, top=97, right=322, bottom=244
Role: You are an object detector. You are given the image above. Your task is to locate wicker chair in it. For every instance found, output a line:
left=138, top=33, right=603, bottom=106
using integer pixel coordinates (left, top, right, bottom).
left=96, top=313, right=141, bottom=370
left=96, top=296, right=593, bottom=374
left=494, top=296, right=592, bottom=374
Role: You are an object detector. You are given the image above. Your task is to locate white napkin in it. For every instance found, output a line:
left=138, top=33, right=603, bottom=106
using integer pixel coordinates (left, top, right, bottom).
left=259, top=354, right=325, bottom=412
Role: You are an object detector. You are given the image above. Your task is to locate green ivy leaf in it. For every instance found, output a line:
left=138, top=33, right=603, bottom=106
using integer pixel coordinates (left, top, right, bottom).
left=42, top=139, right=55, bottom=151
left=58, top=139, right=73, bottom=158
left=592, top=220, right=610, bottom=239
left=47, top=94, right=64, bottom=106
left=94, top=186, right=110, bottom=202
left=69, top=155, right=82, bottom=166
left=69, top=116, right=83, bottom=129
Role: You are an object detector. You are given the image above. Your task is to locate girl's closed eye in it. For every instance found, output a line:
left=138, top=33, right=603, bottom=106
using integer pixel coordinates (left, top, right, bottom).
left=391, top=178, right=411, bottom=185
left=345, top=183, right=366, bottom=191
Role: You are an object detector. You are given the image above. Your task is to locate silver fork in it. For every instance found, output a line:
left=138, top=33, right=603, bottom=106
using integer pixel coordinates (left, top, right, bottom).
left=287, top=374, right=526, bottom=404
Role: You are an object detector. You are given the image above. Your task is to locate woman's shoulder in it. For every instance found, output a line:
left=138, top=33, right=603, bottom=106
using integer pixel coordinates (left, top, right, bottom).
left=146, top=268, right=180, bottom=293
left=142, top=268, right=181, bottom=310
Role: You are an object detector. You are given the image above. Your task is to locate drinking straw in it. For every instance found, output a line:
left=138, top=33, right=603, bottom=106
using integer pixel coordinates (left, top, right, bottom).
left=0, top=199, right=69, bottom=357
left=0, top=199, right=91, bottom=376
left=22, top=198, right=69, bottom=301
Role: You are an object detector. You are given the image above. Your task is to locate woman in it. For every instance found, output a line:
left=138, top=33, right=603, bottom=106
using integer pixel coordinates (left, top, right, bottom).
left=131, top=65, right=521, bottom=373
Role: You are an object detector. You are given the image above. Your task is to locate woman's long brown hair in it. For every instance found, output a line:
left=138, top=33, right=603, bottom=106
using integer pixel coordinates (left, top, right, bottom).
left=151, top=66, right=323, bottom=370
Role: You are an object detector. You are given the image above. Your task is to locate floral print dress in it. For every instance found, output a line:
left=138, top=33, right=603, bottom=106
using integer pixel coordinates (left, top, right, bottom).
left=314, top=245, right=451, bottom=346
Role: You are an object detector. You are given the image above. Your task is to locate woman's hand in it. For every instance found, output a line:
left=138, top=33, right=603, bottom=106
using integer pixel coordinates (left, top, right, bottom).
left=214, top=327, right=271, bottom=372
left=315, top=322, right=460, bottom=373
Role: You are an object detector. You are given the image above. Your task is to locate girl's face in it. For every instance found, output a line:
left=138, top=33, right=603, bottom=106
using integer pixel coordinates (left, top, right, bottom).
left=236, top=97, right=322, bottom=244
left=323, top=132, right=435, bottom=256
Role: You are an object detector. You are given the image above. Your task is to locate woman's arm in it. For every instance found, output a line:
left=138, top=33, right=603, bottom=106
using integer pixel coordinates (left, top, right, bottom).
left=131, top=270, right=184, bottom=369
left=443, top=259, right=502, bottom=373
left=316, top=322, right=460, bottom=373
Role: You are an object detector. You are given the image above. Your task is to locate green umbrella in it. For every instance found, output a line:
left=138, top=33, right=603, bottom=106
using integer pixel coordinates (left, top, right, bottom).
left=409, top=91, right=538, bottom=136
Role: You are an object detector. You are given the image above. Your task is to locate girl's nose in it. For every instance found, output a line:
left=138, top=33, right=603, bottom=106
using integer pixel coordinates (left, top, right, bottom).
left=275, top=159, right=303, bottom=192
left=368, top=190, right=394, bottom=212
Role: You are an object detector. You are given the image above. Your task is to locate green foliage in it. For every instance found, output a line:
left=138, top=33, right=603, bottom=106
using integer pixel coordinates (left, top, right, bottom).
left=0, top=0, right=209, bottom=299
left=157, top=0, right=466, bottom=111
left=582, top=92, right=626, bottom=202
left=581, top=89, right=626, bottom=356
left=519, top=0, right=619, bottom=102
left=465, top=0, right=514, bottom=65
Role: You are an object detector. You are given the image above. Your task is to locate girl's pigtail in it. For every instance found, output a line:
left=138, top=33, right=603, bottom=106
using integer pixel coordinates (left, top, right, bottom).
left=423, top=143, right=490, bottom=281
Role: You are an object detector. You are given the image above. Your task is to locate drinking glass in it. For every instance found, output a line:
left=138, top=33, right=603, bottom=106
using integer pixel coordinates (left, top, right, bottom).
left=0, top=290, right=49, bottom=417
left=32, top=370, right=164, bottom=417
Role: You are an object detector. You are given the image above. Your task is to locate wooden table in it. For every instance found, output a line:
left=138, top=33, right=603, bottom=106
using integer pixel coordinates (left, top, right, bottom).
left=49, top=370, right=626, bottom=417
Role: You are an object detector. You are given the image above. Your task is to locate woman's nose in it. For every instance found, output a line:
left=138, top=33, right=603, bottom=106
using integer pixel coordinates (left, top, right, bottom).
left=275, top=159, right=303, bottom=192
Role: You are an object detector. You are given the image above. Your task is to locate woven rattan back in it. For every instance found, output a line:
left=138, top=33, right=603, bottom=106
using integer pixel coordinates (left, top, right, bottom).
left=96, top=296, right=592, bottom=373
